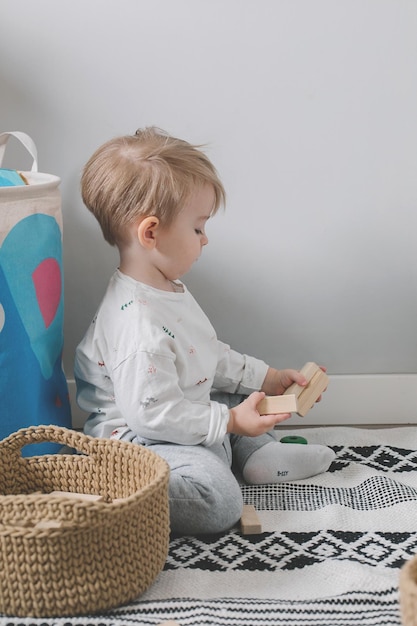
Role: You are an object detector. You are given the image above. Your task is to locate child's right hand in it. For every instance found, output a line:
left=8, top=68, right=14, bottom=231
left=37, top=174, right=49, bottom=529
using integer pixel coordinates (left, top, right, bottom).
left=227, top=391, right=291, bottom=437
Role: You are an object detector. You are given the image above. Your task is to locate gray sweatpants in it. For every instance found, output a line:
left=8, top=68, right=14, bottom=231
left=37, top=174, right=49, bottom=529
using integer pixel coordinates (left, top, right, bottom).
left=126, top=392, right=276, bottom=535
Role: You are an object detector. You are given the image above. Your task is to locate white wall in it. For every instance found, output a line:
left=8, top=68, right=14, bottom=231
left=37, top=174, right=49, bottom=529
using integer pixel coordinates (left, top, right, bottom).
left=1, top=0, right=417, bottom=424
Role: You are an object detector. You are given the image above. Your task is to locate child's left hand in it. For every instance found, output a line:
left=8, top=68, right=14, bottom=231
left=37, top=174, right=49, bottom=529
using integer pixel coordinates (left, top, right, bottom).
left=261, top=366, right=327, bottom=403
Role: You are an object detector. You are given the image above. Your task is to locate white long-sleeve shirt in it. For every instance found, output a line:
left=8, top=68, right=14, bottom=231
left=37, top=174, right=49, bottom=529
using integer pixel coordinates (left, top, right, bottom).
left=74, top=270, right=269, bottom=446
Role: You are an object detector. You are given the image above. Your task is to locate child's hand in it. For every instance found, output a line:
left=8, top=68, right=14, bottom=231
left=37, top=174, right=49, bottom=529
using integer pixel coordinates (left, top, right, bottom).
left=261, top=366, right=327, bottom=403
left=261, top=368, right=306, bottom=395
left=227, top=391, right=291, bottom=437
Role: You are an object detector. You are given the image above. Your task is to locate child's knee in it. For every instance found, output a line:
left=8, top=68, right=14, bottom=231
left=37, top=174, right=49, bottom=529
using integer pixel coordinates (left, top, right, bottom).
left=208, top=480, right=243, bottom=532
left=169, top=472, right=243, bottom=535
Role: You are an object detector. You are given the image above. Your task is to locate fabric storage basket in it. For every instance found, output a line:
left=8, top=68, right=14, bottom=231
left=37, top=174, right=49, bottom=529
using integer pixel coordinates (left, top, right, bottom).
left=400, top=556, right=417, bottom=626
left=0, top=132, right=72, bottom=453
left=0, top=425, right=170, bottom=618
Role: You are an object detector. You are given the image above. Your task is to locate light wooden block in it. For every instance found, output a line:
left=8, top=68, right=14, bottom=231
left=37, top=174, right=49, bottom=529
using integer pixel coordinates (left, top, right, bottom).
left=240, top=504, right=262, bottom=534
left=34, top=519, right=63, bottom=529
left=284, top=362, right=329, bottom=417
left=49, top=491, right=104, bottom=502
left=257, top=393, right=298, bottom=415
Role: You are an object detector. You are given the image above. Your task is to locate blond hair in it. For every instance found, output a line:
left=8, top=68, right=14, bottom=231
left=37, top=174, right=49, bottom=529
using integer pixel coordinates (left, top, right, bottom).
left=81, top=127, right=226, bottom=246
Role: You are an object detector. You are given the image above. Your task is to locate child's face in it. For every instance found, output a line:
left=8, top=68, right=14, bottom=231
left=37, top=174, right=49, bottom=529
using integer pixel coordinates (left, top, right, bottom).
left=156, top=184, right=214, bottom=280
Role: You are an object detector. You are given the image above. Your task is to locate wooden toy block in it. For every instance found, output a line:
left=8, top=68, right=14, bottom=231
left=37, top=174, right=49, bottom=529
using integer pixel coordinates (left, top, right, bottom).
left=49, top=491, right=105, bottom=502
left=34, top=519, right=63, bottom=530
left=284, top=362, right=329, bottom=417
left=257, top=393, right=298, bottom=415
left=240, top=504, right=262, bottom=534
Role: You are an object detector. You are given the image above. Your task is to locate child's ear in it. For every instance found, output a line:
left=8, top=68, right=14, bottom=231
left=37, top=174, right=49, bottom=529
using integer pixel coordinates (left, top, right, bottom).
left=137, top=216, right=160, bottom=249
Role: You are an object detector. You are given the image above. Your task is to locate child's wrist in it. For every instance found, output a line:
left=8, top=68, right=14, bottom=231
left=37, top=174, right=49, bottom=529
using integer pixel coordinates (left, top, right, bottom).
left=261, top=367, right=280, bottom=395
left=227, top=409, right=236, bottom=434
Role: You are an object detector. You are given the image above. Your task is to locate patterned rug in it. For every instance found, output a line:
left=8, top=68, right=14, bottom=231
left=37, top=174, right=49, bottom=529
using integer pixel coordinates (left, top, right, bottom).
left=2, top=426, right=416, bottom=626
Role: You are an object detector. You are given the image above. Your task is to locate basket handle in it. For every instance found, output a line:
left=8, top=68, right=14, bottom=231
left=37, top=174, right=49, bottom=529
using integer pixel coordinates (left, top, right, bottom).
left=0, top=425, right=98, bottom=458
left=0, top=131, right=38, bottom=172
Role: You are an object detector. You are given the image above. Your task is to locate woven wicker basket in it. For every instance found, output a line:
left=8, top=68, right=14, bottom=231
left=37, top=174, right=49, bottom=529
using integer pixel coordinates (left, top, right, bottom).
left=0, top=425, right=170, bottom=618
left=400, top=555, right=417, bottom=626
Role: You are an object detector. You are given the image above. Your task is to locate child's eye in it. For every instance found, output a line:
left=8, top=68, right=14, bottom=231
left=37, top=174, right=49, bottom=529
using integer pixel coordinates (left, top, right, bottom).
left=195, top=229, right=203, bottom=235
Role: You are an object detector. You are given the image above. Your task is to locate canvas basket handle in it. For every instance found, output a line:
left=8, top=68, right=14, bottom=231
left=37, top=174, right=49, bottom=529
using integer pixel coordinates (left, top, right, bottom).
left=0, top=131, right=38, bottom=172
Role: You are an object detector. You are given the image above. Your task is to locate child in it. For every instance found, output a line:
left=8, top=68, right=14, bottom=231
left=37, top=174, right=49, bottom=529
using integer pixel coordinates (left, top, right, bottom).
left=74, top=127, right=335, bottom=535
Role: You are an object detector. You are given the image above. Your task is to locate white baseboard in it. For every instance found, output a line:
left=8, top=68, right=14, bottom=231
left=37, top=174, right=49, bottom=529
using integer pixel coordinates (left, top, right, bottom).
left=67, top=373, right=417, bottom=430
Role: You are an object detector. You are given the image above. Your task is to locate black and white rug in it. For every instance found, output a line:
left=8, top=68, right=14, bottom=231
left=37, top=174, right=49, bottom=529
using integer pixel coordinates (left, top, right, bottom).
left=3, top=426, right=416, bottom=626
